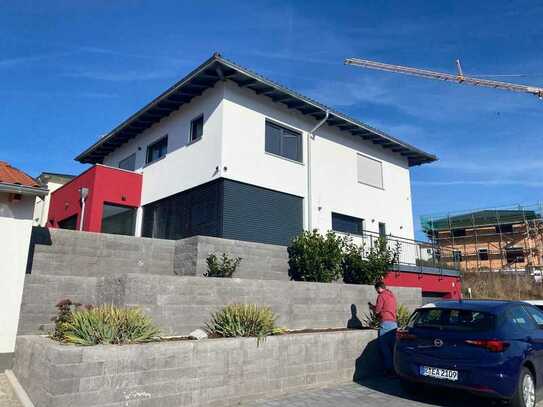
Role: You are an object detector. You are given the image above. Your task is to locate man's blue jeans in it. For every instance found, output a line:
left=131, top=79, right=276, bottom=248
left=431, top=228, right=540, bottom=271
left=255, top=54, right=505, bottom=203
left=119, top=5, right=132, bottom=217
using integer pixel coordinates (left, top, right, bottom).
left=379, top=321, right=398, bottom=371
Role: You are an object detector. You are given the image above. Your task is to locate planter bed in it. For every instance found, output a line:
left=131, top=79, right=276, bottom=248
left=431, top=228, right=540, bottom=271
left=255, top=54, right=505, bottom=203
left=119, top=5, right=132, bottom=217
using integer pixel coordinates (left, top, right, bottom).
left=13, top=329, right=379, bottom=407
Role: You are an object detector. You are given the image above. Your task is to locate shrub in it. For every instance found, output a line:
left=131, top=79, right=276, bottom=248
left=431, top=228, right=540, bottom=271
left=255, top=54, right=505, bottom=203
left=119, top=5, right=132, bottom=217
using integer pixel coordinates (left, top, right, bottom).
left=397, top=304, right=412, bottom=328
left=205, top=304, right=278, bottom=343
left=343, top=237, right=399, bottom=285
left=288, top=230, right=345, bottom=282
left=51, top=299, right=82, bottom=341
left=362, top=308, right=381, bottom=329
left=57, top=304, right=160, bottom=345
left=204, top=253, right=242, bottom=278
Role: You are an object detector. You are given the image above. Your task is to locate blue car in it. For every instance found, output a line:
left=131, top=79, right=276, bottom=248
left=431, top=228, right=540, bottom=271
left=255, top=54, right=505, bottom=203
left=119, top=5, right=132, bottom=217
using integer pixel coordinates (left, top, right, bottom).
left=394, top=300, right=543, bottom=407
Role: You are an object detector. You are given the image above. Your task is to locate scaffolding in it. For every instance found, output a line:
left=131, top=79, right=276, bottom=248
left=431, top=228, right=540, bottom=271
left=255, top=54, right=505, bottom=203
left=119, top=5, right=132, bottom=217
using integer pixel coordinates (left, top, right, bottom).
left=421, top=202, right=543, bottom=273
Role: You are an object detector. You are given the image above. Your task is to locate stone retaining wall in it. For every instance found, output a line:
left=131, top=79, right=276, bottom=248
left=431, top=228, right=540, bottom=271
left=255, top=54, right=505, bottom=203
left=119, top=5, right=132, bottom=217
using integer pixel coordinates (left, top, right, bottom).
left=28, top=228, right=289, bottom=280
left=27, top=228, right=175, bottom=277
left=174, top=236, right=289, bottom=280
left=13, top=330, right=379, bottom=407
left=18, top=274, right=421, bottom=336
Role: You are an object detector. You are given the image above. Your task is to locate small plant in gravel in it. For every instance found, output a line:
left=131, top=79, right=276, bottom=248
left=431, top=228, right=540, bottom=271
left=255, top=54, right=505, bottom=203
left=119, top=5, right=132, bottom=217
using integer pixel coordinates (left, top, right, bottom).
left=204, top=253, right=242, bottom=278
left=205, top=304, right=278, bottom=344
left=54, top=304, right=160, bottom=346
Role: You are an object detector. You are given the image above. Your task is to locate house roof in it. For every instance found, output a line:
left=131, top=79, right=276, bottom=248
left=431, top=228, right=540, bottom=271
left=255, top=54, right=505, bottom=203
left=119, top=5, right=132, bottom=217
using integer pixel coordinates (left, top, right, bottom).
left=37, top=172, right=76, bottom=186
left=0, top=161, right=40, bottom=187
left=422, top=209, right=541, bottom=232
left=76, top=53, right=437, bottom=167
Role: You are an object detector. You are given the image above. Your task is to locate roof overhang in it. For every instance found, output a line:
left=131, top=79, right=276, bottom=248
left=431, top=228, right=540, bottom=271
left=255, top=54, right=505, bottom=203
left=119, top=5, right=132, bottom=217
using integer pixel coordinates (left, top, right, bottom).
left=76, top=53, right=437, bottom=167
left=0, top=182, right=48, bottom=197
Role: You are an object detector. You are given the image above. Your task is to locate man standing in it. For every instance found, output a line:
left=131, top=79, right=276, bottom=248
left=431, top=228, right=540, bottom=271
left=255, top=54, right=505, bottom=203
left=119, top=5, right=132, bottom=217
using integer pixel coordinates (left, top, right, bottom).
left=370, top=281, right=398, bottom=376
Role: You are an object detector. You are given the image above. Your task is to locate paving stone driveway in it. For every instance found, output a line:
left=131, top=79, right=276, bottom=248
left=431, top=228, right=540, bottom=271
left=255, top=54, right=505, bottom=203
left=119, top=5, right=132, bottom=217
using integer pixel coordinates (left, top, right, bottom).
left=249, top=377, right=541, bottom=407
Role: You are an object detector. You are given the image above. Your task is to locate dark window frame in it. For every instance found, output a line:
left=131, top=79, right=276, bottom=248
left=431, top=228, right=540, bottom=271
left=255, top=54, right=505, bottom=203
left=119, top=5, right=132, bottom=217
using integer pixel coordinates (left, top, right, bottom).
left=378, top=222, right=386, bottom=237
left=265, top=120, right=303, bottom=163
left=189, top=114, right=204, bottom=143
left=452, top=250, right=463, bottom=262
left=478, top=248, right=489, bottom=261
left=101, top=202, right=137, bottom=236
left=331, top=212, right=364, bottom=236
left=146, top=136, right=168, bottom=165
left=118, top=153, right=136, bottom=171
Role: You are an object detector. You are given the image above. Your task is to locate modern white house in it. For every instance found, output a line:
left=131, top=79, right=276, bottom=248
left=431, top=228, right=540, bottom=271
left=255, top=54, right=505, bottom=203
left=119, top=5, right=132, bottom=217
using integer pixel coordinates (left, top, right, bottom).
left=0, top=161, right=48, bottom=368
left=70, top=53, right=436, bottom=247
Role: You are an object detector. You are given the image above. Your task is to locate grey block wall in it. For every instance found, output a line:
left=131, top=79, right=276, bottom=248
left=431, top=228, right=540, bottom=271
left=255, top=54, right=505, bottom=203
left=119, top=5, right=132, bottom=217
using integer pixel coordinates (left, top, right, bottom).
left=174, top=236, right=289, bottom=280
left=18, top=273, right=421, bottom=336
left=28, top=228, right=175, bottom=277
left=14, top=330, right=380, bottom=407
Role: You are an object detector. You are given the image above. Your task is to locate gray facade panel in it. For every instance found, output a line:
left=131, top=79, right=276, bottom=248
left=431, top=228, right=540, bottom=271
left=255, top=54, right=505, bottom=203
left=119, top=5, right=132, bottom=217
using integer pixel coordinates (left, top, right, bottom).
left=222, top=179, right=303, bottom=246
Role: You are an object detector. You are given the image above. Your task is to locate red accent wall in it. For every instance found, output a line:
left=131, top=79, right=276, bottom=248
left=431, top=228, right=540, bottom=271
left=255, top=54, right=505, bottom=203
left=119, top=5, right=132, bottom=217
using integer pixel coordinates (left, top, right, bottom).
left=385, top=270, right=462, bottom=300
left=48, top=165, right=142, bottom=232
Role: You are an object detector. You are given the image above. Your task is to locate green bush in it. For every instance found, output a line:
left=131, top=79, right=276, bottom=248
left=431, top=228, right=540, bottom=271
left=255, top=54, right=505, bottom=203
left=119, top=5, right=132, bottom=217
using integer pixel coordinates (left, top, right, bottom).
left=288, top=230, right=345, bottom=282
left=343, top=237, right=399, bottom=285
left=397, top=304, right=412, bottom=328
left=51, top=299, right=82, bottom=341
left=56, top=304, right=160, bottom=346
left=363, top=304, right=411, bottom=329
left=205, top=304, right=278, bottom=343
left=204, top=253, right=242, bottom=278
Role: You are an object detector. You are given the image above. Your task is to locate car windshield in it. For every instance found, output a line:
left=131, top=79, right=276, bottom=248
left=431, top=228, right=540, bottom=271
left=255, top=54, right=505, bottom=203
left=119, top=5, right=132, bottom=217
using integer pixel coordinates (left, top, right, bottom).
left=409, top=308, right=495, bottom=332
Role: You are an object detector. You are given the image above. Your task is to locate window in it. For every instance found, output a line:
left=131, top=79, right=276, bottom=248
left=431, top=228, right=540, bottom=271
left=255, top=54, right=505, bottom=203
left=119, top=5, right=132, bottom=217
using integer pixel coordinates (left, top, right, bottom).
left=357, top=154, right=383, bottom=189
left=525, top=305, right=543, bottom=326
left=409, top=308, right=495, bottom=332
left=190, top=115, right=204, bottom=142
left=265, top=120, right=302, bottom=162
left=58, top=215, right=77, bottom=230
left=478, top=248, right=489, bottom=261
left=118, top=153, right=136, bottom=171
left=506, top=306, right=535, bottom=332
left=451, top=228, right=466, bottom=237
left=452, top=250, right=462, bottom=262
left=101, top=204, right=136, bottom=236
left=378, top=222, right=386, bottom=237
left=497, top=224, right=514, bottom=234
left=146, top=136, right=168, bottom=164
left=331, top=212, right=364, bottom=236
left=506, top=247, right=524, bottom=263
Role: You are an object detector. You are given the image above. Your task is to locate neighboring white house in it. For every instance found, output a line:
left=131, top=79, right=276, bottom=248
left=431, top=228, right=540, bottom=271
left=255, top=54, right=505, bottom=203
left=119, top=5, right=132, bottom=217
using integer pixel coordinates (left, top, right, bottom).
left=33, top=172, right=74, bottom=226
left=0, top=161, right=48, bottom=367
left=75, top=53, right=436, bottom=247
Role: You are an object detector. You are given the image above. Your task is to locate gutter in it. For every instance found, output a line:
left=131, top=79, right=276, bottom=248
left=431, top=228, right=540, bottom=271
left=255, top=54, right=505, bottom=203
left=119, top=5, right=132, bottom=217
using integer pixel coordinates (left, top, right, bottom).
left=0, top=183, right=48, bottom=197
left=307, top=110, right=330, bottom=231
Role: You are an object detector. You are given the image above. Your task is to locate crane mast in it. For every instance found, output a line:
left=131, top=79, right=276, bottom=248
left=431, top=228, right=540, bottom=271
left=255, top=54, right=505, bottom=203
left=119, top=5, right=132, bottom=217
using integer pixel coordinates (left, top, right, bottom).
left=345, top=58, right=543, bottom=100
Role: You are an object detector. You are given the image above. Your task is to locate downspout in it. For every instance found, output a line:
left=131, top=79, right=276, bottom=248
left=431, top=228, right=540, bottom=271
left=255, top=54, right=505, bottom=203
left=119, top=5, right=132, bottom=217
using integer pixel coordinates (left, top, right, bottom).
left=78, top=187, right=89, bottom=231
left=307, top=109, right=329, bottom=231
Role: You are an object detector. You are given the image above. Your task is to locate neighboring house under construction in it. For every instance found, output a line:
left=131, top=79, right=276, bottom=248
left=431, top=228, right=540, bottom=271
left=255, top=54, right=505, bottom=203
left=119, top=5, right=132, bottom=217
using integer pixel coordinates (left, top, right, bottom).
left=421, top=203, right=543, bottom=273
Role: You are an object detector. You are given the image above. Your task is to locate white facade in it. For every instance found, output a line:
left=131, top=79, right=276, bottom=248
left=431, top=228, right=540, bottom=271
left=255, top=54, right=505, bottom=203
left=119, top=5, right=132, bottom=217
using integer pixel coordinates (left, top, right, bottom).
left=33, top=176, right=72, bottom=226
left=103, top=80, right=416, bottom=241
left=0, top=189, right=41, bottom=355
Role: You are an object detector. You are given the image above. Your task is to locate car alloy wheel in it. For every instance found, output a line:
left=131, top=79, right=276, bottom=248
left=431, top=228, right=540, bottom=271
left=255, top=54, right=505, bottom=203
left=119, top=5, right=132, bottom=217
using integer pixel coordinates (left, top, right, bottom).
left=522, top=372, right=535, bottom=407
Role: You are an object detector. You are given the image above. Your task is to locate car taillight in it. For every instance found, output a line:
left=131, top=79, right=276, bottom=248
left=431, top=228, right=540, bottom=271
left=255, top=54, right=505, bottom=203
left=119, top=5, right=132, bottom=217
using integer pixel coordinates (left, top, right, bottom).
left=396, top=329, right=417, bottom=341
left=465, top=339, right=509, bottom=352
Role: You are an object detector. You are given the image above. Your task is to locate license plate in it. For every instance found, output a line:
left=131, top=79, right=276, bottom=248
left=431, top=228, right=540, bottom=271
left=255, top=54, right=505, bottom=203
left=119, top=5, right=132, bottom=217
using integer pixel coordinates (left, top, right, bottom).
left=419, top=366, right=458, bottom=381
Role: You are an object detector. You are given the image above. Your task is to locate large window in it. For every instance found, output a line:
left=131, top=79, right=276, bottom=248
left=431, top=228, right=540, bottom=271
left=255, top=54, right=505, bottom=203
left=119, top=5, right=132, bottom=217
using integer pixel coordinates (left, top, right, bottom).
left=265, top=120, right=302, bottom=162
left=506, top=247, right=524, bottom=264
left=101, top=203, right=136, bottom=236
left=378, top=222, right=386, bottom=237
left=58, top=215, right=77, bottom=230
left=357, top=154, right=383, bottom=189
left=146, top=136, right=168, bottom=164
left=332, top=212, right=364, bottom=236
left=190, top=115, right=204, bottom=142
left=478, top=248, right=489, bottom=261
left=118, top=153, right=136, bottom=171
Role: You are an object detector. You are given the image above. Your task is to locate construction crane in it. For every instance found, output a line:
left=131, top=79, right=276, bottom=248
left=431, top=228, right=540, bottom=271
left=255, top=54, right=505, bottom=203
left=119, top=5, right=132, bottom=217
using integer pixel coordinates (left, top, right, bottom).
left=345, top=58, right=543, bottom=100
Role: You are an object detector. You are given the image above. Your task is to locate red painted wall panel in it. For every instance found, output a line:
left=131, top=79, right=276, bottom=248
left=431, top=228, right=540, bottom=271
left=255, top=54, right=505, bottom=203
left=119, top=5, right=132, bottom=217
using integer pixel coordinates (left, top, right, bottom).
left=384, top=270, right=462, bottom=300
left=48, top=165, right=142, bottom=233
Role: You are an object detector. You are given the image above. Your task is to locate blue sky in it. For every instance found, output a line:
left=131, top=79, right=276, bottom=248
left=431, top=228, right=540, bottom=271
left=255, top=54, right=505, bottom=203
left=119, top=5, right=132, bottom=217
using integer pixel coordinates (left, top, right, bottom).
left=2, top=0, right=543, bottom=238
